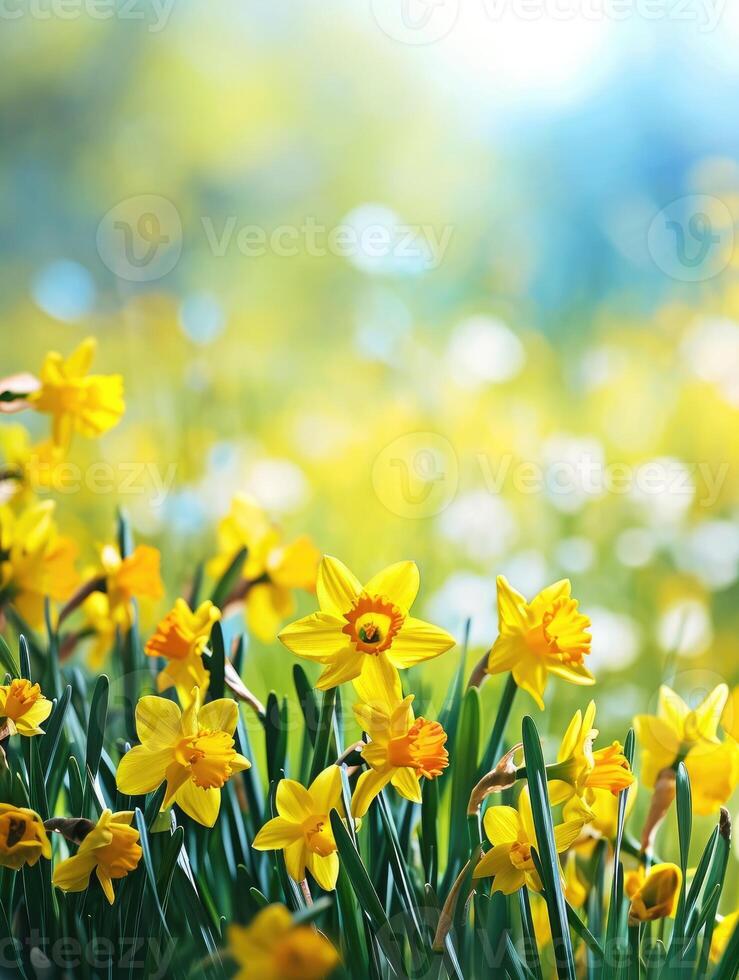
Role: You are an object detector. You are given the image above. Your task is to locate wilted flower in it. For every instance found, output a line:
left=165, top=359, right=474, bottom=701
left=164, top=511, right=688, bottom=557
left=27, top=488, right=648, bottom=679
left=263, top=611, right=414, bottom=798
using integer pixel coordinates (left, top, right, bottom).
left=485, top=576, right=593, bottom=709
left=0, top=678, right=52, bottom=736
left=52, top=809, right=141, bottom=904
left=472, top=787, right=584, bottom=894
left=279, top=556, right=455, bottom=695
left=252, top=767, right=344, bottom=891
left=634, top=684, right=739, bottom=814
left=208, top=494, right=320, bottom=641
left=627, top=862, right=682, bottom=924
left=116, top=690, right=250, bottom=827
left=227, top=903, right=340, bottom=980
left=28, top=337, right=124, bottom=449
left=0, top=501, right=78, bottom=627
left=351, top=679, right=448, bottom=817
left=0, top=804, right=51, bottom=869
left=145, top=598, right=221, bottom=706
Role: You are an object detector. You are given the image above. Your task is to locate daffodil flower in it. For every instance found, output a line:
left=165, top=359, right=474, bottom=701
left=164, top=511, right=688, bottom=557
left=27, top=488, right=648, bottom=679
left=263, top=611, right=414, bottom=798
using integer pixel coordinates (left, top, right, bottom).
left=0, top=678, right=52, bottom=736
left=116, top=691, right=250, bottom=827
left=99, top=543, right=164, bottom=630
left=252, top=767, right=344, bottom=891
left=28, top=337, right=124, bottom=449
left=208, top=494, right=320, bottom=642
left=145, top=598, right=221, bottom=706
left=52, top=809, right=141, bottom=905
left=279, top=556, right=455, bottom=694
left=711, top=910, right=739, bottom=964
left=472, top=787, right=584, bottom=894
left=0, top=804, right=51, bottom=870
left=227, top=903, right=340, bottom=980
left=626, top=862, right=682, bottom=924
left=351, top=685, right=448, bottom=818
left=634, top=684, right=739, bottom=815
left=548, top=701, right=634, bottom=807
left=0, top=501, right=78, bottom=627
left=485, top=576, right=593, bottom=709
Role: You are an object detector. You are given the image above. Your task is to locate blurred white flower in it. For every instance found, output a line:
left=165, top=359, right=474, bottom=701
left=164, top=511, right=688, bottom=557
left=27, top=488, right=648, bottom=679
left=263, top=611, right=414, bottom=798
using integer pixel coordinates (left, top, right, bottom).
left=630, top=457, right=694, bottom=526
left=437, top=490, right=517, bottom=561
left=615, top=527, right=657, bottom=568
left=555, top=536, right=595, bottom=574
left=657, top=599, right=713, bottom=659
left=542, top=433, right=605, bottom=513
left=425, top=572, right=496, bottom=649
left=447, top=316, right=525, bottom=388
left=681, top=317, right=739, bottom=407
left=672, top=520, right=739, bottom=590
left=498, top=549, right=550, bottom=597
left=588, top=606, right=641, bottom=673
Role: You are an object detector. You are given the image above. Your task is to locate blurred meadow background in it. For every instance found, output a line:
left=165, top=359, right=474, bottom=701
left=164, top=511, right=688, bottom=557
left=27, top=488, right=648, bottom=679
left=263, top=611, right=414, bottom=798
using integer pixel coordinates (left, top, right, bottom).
left=2, top=0, right=739, bottom=900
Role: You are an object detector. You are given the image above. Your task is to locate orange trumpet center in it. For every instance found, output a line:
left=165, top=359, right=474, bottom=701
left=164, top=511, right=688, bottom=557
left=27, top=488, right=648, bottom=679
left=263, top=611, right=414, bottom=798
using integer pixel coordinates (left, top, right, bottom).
left=586, top=741, right=634, bottom=795
left=342, top=593, right=405, bottom=654
left=387, top=718, right=449, bottom=778
left=526, top=597, right=591, bottom=666
left=301, top=815, right=336, bottom=856
left=175, top=729, right=238, bottom=789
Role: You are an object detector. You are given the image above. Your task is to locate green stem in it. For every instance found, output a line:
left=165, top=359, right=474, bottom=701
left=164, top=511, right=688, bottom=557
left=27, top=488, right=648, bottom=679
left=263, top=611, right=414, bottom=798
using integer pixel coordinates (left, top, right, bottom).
left=479, top=673, right=518, bottom=777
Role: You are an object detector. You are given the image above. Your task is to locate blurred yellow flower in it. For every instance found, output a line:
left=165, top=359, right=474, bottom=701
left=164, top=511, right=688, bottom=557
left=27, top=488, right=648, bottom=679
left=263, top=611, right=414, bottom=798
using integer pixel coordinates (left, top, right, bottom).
left=227, top=903, right=340, bottom=980
left=351, top=681, right=448, bottom=817
left=565, top=781, right=637, bottom=846
left=721, top=686, right=739, bottom=742
left=99, top=543, right=163, bottom=630
left=80, top=592, right=117, bottom=669
left=486, top=576, right=593, bottom=710
left=627, top=862, right=682, bottom=924
left=279, top=556, right=455, bottom=694
left=0, top=803, right=51, bottom=870
left=0, top=425, right=65, bottom=504
left=116, top=690, right=250, bottom=827
left=0, top=500, right=78, bottom=626
left=29, top=337, right=124, bottom=449
left=549, top=701, right=634, bottom=806
left=0, top=678, right=52, bottom=736
left=634, top=684, right=739, bottom=814
left=208, top=494, right=320, bottom=642
left=563, top=853, right=588, bottom=909
left=252, top=767, right=343, bottom=891
left=52, top=809, right=141, bottom=905
left=711, top=910, right=739, bottom=964
left=472, top=786, right=583, bottom=894
left=145, top=598, right=221, bottom=706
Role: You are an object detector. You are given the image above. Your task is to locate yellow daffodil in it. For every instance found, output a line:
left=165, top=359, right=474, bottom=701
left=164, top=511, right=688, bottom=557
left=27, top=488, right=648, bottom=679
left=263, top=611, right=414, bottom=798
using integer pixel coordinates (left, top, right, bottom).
left=351, top=677, right=448, bottom=817
left=98, top=543, right=164, bottom=630
left=549, top=701, right=634, bottom=808
left=0, top=501, right=78, bottom=627
left=486, top=576, right=593, bottom=709
left=208, top=494, right=320, bottom=642
left=721, top=686, right=739, bottom=742
left=28, top=337, right=124, bottom=449
left=565, top=781, right=638, bottom=847
left=80, top=592, right=117, bottom=669
left=0, top=678, right=52, bottom=736
left=145, top=599, right=221, bottom=706
left=52, top=809, right=141, bottom=904
left=227, top=903, right=340, bottom=980
left=0, top=425, right=65, bottom=504
left=711, top=911, right=739, bottom=964
left=627, top=862, right=682, bottom=924
left=279, top=556, right=455, bottom=695
left=634, top=684, right=739, bottom=814
left=472, top=787, right=584, bottom=894
left=252, top=767, right=344, bottom=891
left=116, top=691, right=250, bottom=827
left=563, top=853, right=588, bottom=909
left=0, top=804, right=51, bottom=869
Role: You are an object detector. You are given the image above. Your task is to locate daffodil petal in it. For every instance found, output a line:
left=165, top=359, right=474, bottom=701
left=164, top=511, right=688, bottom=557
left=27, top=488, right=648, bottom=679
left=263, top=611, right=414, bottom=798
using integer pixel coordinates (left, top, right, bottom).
left=316, top=648, right=365, bottom=690
left=387, top=618, right=456, bottom=668
left=116, top=746, right=171, bottom=796
left=96, top=866, right=115, bottom=905
left=198, top=698, right=238, bottom=736
left=135, top=696, right=182, bottom=748
left=351, top=768, right=392, bottom=818
left=473, top=842, right=514, bottom=879
left=554, top=818, right=584, bottom=854
left=389, top=766, right=422, bottom=803
left=309, top=766, right=343, bottom=815
left=363, top=562, right=419, bottom=611
left=278, top=612, right=346, bottom=661
left=173, top=780, right=220, bottom=827
left=284, top=839, right=307, bottom=883
left=482, top=806, right=520, bottom=845
left=252, top=817, right=302, bottom=850
left=316, top=556, right=361, bottom=616
left=276, top=779, right=314, bottom=822
left=306, top=850, right=339, bottom=891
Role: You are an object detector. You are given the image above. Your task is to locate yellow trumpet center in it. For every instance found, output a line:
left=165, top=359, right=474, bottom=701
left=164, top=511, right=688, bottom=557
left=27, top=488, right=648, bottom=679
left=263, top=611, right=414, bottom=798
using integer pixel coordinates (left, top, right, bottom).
left=175, top=729, right=238, bottom=789
left=510, top=841, right=534, bottom=870
left=586, top=741, right=635, bottom=795
left=342, top=593, right=405, bottom=654
left=301, top=816, right=336, bottom=857
left=96, top=822, right=142, bottom=880
left=387, top=718, right=449, bottom=778
left=527, top=597, right=591, bottom=666
left=3, top=679, right=42, bottom=721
